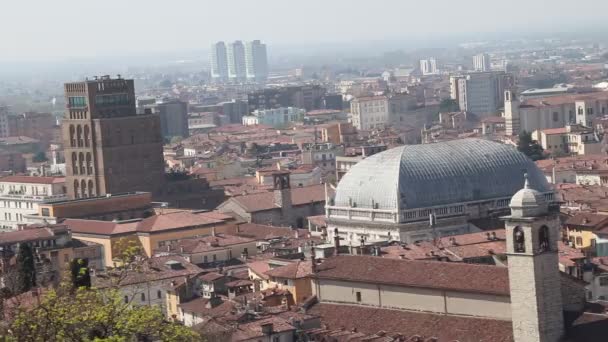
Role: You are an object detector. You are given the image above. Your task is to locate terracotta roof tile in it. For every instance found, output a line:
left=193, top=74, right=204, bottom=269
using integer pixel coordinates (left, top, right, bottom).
left=306, top=303, right=513, bottom=342
left=228, top=184, right=328, bottom=213
left=265, top=260, right=313, bottom=279
left=65, top=211, right=228, bottom=236
left=93, top=255, right=202, bottom=287
left=199, top=272, right=225, bottom=282
left=162, top=234, right=254, bottom=254
left=314, top=255, right=510, bottom=296
left=0, top=225, right=68, bottom=245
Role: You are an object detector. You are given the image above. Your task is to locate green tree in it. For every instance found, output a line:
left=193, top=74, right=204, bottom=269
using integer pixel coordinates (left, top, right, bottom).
left=70, top=258, right=91, bottom=289
left=32, top=152, right=48, bottom=163
left=517, top=131, right=546, bottom=161
left=7, top=285, right=199, bottom=342
left=16, top=244, right=36, bottom=293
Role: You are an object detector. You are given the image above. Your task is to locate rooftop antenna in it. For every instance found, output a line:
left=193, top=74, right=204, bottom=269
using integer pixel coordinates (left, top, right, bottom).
left=430, top=213, right=439, bottom=246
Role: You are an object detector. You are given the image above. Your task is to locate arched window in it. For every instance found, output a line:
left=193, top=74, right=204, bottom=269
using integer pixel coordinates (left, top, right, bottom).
left=71, top=152, right=78, bottom=175
left=83, top=125, right=90, bottom=147
left=81, top=180, right=87, bottom=198
left=78, top=152, right=85, bottom=175
left=69, top=125, right=76, bottom=147
left=76, top=125, right=83, bottom=147
left=513, top=226, right=525, bottom=253
left=578, top=107, right=584, bottom=115
left=88, top=180, right=94, bottom=197
left=74, top=180, right=80, bottom=198
left=86, top=153, right=92, bottom=175
left=539, top=225, right=550, bottom=252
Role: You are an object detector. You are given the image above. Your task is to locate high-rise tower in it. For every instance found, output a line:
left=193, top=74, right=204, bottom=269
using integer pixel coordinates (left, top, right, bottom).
left=62, top=76, right=165, bottom=199
left=227, top=40, right=247, bottom=82
left=210, top=41, right=229, bottom=82
left=245, top=40, right=268, bottom=82
left=504, top=174, right=564, bottom=342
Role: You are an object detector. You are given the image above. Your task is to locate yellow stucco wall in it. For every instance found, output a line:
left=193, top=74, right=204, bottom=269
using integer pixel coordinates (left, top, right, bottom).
left=567, top=228, right=597, bottom=249
left=71, top=235, right=114, bottom=267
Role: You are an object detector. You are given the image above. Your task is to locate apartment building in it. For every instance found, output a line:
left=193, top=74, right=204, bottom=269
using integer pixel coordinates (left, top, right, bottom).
left=0, top=176, right=66, bottom=231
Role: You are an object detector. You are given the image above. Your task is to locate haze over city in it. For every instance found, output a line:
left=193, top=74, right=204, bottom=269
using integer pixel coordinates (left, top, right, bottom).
left=2, top=0, right=608, bottom=62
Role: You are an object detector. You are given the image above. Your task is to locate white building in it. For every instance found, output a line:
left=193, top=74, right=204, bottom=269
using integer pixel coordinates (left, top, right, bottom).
left=242, top=107, right=305, bottom=127
left=473, top=53, right=490, bottom=72
left=227, top=40, right=247, bottom=82
left=0, top=106, right=9, bottom=138
left=350, top=95, right=389, bottom=130
left=532, top=124, right=602, bottom=156
left=0, top=176, right=66, bottom=230
left=245, top=40, right=268, bottom=82
left=419, top=58, right=438, bottom=75
left=505, top=90, right=608, bottom=135
left=210, top=41, right=229, bottom=82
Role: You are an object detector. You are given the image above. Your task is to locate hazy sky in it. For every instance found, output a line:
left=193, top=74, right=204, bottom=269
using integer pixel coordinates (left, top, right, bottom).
left=2, top=0, right=607, bottom=61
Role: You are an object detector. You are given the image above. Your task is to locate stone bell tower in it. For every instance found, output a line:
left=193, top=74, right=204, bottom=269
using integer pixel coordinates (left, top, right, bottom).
left=503, top=174, right=564, bottom=342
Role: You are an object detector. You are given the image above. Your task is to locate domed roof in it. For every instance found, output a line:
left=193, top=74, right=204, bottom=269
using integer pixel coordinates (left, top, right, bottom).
left=333, top=139, right=551, bottom=211
left=509, top=174, right=548, bottom=217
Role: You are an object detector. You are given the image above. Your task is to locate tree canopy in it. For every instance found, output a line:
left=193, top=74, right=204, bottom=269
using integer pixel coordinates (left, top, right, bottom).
left=6, top=285, right=199, bottom=342
left=15, top=244, right=36, bottom=293
left=3, top=239, right=199, bottom=341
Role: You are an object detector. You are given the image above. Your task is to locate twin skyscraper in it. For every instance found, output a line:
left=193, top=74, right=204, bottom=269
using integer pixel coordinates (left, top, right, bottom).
left=210, top=40, right=268, bottom=83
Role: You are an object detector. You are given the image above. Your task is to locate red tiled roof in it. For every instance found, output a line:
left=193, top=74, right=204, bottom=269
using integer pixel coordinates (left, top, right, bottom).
left=307, top=215, right=327, bottom=227
left=199, top=272, right=225, bottom=282
left=265, top=260, right=313, bottom=279
left=225, top=279, right=253, bottom=288
left=247, top=260, right=271, bottom=280
left=306, top=303, right=513, bottom=342
left=0, top=226, right=67, bottom=245
left=226, top=223, right=299, bottom=240
left=162, top=234, right=254, bottom=254
left=138, top=211, right=225, bottom=232
left=93, top=255, right=202, bottom=287
left=0, top=175, right=64, bottom=184
left=541, top=127, right=568, bottom=135
left=314, top=255, right=510, bottom=296
left=227, top=184, right=327, bottom=213
left=522, top=92, right=608, bottom=108
left=65, top=211, right=228, bottom=236
left=566, top=213, right=608, bottom=231
left=178, top=297, right=236, bottom=318
left=480, top=116, right=506, bottom=124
